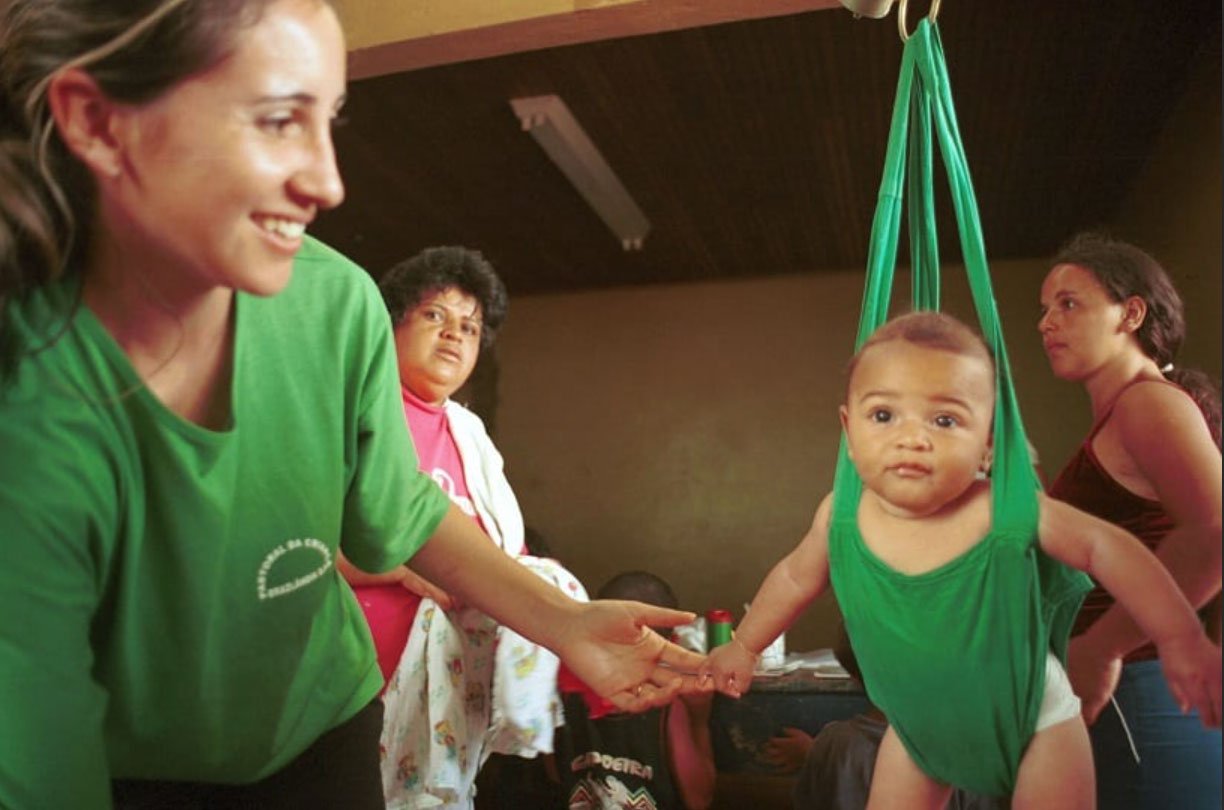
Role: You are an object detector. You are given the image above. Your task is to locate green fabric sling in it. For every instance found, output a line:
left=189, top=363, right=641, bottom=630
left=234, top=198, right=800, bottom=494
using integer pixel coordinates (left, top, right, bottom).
left=844, top=17, right=1032, bottom=501
left=827, top=18, right=1091, bottom=795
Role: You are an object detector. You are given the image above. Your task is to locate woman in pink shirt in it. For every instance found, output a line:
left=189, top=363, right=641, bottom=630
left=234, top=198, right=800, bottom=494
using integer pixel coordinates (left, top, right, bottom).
left=339, top=246, right=575, bottom=809
left=340, top=246, right=515, bottom=681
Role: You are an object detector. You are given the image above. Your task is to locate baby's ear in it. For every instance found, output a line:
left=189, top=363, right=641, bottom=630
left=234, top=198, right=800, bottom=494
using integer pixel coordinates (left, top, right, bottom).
left=979, top=446, right=994, bottom=475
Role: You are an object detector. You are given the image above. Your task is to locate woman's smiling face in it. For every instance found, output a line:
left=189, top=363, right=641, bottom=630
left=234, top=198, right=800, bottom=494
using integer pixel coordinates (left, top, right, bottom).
left=98, top=0, right=347, bottom=296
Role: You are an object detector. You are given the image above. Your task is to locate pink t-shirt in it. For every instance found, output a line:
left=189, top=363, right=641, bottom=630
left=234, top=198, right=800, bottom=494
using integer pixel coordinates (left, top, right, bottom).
left=354, top=387, right=487, bottom=685
left=401, top=388, right=482, bottom=524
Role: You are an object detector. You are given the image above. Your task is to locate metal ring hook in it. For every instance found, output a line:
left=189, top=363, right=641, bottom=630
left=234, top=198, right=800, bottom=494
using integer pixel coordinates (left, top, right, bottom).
left=898, top=0, right=942, bottom=42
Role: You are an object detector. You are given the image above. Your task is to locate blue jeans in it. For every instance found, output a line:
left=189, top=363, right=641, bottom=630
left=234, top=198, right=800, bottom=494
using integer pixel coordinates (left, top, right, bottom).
left=1091, top=659, right=1222, bottom=810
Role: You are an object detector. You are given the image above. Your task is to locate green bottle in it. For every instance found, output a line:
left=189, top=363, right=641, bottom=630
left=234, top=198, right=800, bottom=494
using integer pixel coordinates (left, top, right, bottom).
left=706, top=608, right=733, bottom=650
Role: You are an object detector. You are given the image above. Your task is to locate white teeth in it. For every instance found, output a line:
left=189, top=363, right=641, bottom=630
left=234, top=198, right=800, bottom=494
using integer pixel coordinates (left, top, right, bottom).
left=258, top=217, right=305, bottom=239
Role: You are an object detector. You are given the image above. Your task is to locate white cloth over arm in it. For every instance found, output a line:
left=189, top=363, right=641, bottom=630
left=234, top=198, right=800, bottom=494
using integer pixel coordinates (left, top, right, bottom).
left=486, top=556, right=588, bottom=757
left=445, top=400, right=524, bottom=556
left=379, top=560, right=587, bottom=809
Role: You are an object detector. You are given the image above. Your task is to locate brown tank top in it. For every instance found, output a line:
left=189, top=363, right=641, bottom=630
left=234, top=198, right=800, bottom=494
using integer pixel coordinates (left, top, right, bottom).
left=1047, top=379, right=1180, bottom=662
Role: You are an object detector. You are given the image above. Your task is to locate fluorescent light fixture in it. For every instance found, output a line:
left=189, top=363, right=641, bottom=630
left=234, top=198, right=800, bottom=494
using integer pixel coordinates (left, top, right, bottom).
left=838, top=0, right=894, bottom=18
left=510, top=94, right=650, bottom=251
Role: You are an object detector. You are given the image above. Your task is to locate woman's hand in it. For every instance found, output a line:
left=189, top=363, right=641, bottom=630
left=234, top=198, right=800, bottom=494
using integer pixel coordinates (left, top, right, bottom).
left=1066, top=634, right=1123, bottom=724
left=554, top=599, right=709, bottom=712
left=1156, top=632, right=1223, bottom=728
left=396, top=567, right=456, bottom=610
left=410, top=507, right=706, bottom=712
left=701, top=636, right=759, bottom=698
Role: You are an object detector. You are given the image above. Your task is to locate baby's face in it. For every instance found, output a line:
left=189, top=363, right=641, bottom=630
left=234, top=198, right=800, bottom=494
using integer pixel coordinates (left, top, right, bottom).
left=840, top=341, right=995, bottom=518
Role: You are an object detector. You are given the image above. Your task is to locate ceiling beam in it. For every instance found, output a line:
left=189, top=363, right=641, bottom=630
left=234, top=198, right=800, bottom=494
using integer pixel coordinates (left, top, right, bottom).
left=336, top=0, right=844, bottom=79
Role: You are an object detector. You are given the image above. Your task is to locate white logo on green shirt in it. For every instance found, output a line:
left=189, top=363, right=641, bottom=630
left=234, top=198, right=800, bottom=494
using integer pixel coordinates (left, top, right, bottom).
left=257, top=537, right=332, bottom=600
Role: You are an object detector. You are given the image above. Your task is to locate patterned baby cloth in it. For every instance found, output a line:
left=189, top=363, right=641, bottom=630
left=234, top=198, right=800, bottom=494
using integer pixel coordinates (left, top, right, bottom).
left=380, top=556, right=588, bottom=809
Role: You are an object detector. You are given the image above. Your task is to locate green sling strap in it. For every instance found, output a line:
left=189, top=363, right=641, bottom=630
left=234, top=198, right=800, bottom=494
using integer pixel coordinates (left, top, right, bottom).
left=833, top=18, right=1037, bottom=525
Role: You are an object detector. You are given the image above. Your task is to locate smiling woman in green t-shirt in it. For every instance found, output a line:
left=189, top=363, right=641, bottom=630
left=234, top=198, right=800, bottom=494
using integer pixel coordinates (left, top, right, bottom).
left=0, top=2, right=705, bottom=808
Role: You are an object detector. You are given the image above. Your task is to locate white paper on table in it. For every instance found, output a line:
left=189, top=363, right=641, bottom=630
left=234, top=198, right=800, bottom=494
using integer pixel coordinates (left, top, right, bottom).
left=756, top=647, right=851, bottom=678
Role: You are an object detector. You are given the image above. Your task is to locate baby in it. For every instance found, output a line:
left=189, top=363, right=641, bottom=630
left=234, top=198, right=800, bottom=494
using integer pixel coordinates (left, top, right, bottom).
left=704, top=311, right=1221, bottom=807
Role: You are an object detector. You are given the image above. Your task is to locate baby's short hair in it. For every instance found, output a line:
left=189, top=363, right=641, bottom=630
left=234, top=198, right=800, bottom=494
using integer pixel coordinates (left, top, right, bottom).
left=845, top=310, right=994, bottom=387
left=597, top=570, right=678, bottom=610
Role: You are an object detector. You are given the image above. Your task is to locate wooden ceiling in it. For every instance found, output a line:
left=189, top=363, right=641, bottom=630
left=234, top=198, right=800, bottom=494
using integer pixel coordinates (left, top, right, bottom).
left=312, top=0, right=1221, bottom=295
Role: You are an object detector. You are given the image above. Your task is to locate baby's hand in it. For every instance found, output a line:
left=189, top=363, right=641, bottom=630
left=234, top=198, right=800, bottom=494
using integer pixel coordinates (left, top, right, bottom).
left=700, top=636, right=759, bottom=698
left=1158, top=632, right=1222, bottom=728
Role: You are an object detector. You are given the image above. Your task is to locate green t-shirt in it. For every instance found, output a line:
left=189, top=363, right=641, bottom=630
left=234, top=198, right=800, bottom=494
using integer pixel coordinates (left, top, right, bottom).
left=0, top=237, right=451, bottom=808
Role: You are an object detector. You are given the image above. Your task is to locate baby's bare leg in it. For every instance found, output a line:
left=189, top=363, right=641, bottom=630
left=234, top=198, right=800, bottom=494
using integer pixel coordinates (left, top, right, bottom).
left=1012, top=716, right=1094, bottom=810
left=866, top=726, right=952, bottom=810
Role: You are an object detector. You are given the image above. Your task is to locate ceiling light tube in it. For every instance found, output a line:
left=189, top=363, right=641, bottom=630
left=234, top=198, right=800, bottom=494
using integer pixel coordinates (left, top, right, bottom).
left=510, top=94, right=650, bottom=251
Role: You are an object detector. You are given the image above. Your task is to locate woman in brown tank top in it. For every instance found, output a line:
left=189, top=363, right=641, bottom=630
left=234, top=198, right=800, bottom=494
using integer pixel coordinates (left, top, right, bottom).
left=1038, top=232, right=1221, bottom=809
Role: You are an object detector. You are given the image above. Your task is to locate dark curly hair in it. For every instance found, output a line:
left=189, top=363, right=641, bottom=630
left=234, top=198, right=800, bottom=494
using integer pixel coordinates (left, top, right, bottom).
left=378, top=246, right=508, bottom=350
left=1053, top=232, right=1221, bottom=448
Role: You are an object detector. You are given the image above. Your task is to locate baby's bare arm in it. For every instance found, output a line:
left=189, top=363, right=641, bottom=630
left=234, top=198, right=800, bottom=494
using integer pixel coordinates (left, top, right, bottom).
left=704, top=495, right=833, bottom=696
left=735, top=494, right=834, bottom=653
left=1039, top=494, right=1202, bottom=647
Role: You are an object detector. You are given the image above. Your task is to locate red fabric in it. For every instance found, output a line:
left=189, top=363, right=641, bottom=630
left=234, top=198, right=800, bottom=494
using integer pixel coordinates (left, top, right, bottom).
left=558, top=664, right=619, bottom=720
left=354, top=585, right=422, bottom=689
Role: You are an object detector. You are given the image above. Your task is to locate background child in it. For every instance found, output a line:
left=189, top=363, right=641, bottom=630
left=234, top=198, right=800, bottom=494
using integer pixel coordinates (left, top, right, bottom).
left=704, top=311, right=1220, bottom=808
left=338, top=246, right=577, bottom=809
left=556, top=571, right=717, bottom=810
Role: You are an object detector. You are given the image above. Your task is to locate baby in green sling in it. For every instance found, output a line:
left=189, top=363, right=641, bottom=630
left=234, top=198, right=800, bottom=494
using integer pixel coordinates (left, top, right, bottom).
left=703, top=311, right=1220, bottom=807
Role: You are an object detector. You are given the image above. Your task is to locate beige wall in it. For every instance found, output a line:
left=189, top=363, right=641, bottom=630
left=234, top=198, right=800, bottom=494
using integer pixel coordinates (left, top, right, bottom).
left=495, top=272, right=862, bottom=648
left=486, top=43, right=1220, bottom=652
